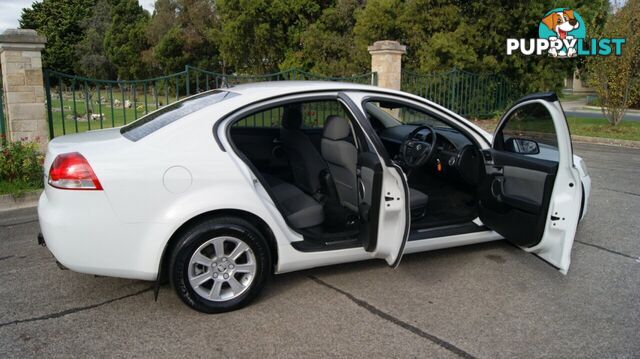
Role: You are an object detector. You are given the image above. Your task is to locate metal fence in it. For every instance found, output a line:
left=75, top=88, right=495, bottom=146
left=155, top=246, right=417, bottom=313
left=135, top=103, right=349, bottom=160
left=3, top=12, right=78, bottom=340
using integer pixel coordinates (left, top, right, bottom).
left=43, top=66, right=518, bottom=138
left=44, top=66, right=378, bottom=138
left=401, top=69, right=521, bottom=118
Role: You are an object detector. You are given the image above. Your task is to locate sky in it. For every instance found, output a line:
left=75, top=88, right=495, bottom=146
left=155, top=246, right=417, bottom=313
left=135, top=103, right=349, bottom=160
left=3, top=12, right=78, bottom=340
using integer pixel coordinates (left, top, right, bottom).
left=0, top=0, right=155, bottom=32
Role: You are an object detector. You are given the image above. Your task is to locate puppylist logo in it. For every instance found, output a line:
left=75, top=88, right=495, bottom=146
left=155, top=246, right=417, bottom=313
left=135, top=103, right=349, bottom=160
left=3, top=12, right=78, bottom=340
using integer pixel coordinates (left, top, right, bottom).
left=507, top=8, right=626, bottom=58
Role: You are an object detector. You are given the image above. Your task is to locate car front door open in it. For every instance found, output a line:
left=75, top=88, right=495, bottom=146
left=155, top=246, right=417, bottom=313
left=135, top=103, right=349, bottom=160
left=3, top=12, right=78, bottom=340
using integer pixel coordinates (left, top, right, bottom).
left=479, top=93, right=582, bottom=274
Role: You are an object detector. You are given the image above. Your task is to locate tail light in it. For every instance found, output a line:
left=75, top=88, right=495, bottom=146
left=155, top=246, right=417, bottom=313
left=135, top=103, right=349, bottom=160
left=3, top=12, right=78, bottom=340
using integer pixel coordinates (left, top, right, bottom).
left=48, top=152, right=103, bottom=190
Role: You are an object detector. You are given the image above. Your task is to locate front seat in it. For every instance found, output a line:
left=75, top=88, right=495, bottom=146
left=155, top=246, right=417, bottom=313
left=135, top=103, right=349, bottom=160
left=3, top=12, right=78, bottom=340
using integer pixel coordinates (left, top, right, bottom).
left=321, top=116, right=359, bottom=212
left=321, top=116, right=429, bottom=218
left=280, top=105, right=327, bottom=195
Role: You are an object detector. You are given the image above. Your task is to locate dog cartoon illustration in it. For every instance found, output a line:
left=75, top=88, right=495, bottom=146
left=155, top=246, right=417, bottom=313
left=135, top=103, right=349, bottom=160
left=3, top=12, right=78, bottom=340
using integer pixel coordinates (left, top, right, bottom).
left=541, top=9, right=580, bottom=57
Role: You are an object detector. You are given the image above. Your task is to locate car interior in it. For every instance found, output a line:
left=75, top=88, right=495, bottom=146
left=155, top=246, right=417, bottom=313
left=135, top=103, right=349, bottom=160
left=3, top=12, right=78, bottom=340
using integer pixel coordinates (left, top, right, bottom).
left=227, top=97, right=492, bottom=250
left=364, top=101, right=484, bottom=230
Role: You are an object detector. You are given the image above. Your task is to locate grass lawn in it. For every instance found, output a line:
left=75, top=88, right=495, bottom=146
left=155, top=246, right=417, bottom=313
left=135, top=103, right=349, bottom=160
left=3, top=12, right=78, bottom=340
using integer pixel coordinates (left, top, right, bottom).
left=472, top=116, right=640, bottom=141
left=559, top=93, right=587, bottom=102
left=0, top=180, right=42, bottom=196
left=49, top=95, right=165, bottom=137
left=565, top=117, right=640, bottom=141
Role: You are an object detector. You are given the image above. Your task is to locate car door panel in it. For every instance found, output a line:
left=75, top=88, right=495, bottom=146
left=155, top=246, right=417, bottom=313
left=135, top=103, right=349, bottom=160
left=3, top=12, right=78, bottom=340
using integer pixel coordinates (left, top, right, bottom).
left=339, top=92, right=409, bottom=267
left=480, top=155, right=557, bottom=247
left=357, top=151, right=384, bottom=252
left=501, top=166, right=548, bottom=211
left=479, top=95, right=582, bottom=273
left=490, top=149, right=559, bottom=173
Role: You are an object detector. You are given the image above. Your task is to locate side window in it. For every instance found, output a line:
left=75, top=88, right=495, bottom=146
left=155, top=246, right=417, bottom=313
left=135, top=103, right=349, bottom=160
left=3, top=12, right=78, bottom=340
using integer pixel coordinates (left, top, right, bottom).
left=365, top=101, right=451, bottom=129
left=234, top=100, right=350, bottom=128
left=235, top=106, right=284, bottom=127
left=398, top=106, right=450, bottom=128
left=495, top=102, right=559, bottom=162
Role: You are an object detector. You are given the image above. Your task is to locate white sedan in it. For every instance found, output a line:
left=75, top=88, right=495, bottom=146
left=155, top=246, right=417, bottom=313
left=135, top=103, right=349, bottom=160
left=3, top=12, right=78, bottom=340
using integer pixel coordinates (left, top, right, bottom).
left=38, top=82, right=590, bottom=313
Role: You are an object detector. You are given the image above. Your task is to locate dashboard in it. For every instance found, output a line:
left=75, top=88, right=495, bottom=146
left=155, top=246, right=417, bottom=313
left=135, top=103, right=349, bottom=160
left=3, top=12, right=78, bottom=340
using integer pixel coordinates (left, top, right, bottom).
left=377, top=125, right=482, bottom=185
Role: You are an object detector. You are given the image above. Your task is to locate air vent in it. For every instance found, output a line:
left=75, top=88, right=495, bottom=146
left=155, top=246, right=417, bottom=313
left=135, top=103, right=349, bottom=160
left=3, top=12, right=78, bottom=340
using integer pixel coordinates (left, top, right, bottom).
left=482, top=150, right=493, bottom=162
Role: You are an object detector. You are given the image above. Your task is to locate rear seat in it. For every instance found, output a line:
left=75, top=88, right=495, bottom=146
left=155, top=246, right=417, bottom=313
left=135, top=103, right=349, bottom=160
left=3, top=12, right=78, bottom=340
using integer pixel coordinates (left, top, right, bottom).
left=262, top=175, right=324, bottom=229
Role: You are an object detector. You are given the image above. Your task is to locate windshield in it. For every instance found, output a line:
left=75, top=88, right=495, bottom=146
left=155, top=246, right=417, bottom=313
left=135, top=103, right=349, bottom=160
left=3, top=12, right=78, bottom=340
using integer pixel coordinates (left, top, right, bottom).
left=121, top=90, right=238, bottom=141
left=364, top=101, right=452, bottom=129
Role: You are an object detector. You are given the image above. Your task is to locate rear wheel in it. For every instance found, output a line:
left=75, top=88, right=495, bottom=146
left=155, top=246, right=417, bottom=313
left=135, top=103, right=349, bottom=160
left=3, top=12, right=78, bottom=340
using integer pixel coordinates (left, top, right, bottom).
left=170, top=217, right=271, bottom=313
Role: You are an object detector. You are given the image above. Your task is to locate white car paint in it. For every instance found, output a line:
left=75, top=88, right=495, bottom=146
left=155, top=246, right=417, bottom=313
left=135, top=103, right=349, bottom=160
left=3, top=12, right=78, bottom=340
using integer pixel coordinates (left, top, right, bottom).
left=494, top=99, right=582, bottom=274
left=38, top=82, right=591, bottom=282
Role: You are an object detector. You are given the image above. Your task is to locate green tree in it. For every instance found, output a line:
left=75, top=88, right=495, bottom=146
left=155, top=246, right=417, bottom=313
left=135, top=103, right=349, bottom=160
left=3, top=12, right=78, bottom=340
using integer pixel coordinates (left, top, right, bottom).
left=217, top=0, right=324, bottom=73
left=146, top=0, right=221, bottom=74
left=282, top=0, right=365, bottom=76
left=74, top=0, right=115, bottom=78
left=104, top=0, right=151, bottom=79
left=348, top=0, right=609, bottom=93
left=587, top=0, right=640, bottom=125
left=19, top=0, right=94, bottom=73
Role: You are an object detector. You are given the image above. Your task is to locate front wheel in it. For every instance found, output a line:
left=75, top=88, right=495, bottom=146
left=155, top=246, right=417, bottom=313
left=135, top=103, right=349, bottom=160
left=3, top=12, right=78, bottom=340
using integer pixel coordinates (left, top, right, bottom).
left=170, top=217, right=271, bottom=313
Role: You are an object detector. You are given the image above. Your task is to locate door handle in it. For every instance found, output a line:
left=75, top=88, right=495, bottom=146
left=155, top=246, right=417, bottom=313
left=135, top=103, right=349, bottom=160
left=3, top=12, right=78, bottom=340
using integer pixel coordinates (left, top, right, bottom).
left=359, top=179, right=366, bottom=199
left=490, top=177, right=504, bottom=200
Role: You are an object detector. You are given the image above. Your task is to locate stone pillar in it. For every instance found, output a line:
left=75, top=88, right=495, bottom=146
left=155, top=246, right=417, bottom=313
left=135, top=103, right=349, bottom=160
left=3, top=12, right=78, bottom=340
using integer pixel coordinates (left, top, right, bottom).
left=368, top=40, right=406, bottom=91
left=0, top=29, right=48, bottom=148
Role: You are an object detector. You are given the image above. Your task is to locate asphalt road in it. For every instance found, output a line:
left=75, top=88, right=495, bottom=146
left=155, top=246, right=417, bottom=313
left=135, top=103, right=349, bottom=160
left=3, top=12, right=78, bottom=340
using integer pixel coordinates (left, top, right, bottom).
left=1, top=142, right=638, bottom=358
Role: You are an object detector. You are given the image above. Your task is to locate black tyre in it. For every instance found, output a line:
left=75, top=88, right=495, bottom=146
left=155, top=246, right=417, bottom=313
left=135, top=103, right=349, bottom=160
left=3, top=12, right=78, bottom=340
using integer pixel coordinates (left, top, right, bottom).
left=170, top=216, right=271, bottom=313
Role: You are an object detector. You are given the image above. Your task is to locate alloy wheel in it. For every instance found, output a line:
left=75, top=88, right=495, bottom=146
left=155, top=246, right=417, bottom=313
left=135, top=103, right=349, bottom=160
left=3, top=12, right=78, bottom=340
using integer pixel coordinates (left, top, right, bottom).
left=187, top=236, right=257, bottom=301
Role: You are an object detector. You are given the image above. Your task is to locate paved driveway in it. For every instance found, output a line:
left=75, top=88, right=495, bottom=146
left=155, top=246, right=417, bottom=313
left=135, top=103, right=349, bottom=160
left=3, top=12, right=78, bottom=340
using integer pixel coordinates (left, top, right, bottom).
left=1, top=143, right=638, bottom=358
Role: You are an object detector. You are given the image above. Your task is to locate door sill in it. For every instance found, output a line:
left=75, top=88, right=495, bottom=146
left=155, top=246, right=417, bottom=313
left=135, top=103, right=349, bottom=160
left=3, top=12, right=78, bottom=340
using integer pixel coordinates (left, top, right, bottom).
left=409, top=222, right=487, bottom=241
left=291, top=237, right=361, bottom=252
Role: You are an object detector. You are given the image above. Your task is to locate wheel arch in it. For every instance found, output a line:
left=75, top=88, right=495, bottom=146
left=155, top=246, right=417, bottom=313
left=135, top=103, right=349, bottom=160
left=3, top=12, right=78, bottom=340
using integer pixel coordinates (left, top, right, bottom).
left=157, top=209, right=279, bottom=284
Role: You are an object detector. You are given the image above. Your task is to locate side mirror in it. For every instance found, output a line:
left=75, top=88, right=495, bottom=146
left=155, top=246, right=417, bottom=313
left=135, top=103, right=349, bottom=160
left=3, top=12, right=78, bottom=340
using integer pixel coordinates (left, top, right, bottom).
left=504, top=137, right=540, bottom=155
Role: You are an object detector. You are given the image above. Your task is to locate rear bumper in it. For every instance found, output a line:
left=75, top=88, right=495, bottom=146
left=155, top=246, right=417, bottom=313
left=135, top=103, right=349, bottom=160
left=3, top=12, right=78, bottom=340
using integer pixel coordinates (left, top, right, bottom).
left=37, top=233, right=68, bottom=270
left=38, top=188, right=163, bottom=281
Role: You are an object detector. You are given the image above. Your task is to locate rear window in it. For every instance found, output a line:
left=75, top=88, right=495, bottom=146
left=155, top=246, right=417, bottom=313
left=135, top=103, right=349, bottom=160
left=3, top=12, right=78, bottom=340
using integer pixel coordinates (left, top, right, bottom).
left=121, top=90, right=238, bottom=141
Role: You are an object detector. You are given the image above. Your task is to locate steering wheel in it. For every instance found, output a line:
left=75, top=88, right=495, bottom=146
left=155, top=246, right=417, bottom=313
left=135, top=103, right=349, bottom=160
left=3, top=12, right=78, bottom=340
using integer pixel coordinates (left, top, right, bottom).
left=399, top=125, right=437, bottom=168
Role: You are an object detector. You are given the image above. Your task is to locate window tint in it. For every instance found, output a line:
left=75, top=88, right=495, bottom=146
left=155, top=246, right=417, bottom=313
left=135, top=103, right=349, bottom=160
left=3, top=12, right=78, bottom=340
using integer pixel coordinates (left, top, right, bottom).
left=234, top=100, right=350, bottom=128
left=121, top=90, right=237, bottom=141
left=365, top=101, right=451, bottom=129
left=496, top=102, right=559, bottom=161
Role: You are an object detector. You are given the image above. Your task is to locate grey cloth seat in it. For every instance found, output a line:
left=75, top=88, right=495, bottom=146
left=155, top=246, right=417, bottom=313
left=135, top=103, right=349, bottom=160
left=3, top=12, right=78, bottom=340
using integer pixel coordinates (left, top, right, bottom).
left=280, top=105, right=328, bottom=195
left=410, top=188, right=429, bottom=209
left=263, top=174, right=324, bottom=229
left=321, top=116, right=359, bottom=212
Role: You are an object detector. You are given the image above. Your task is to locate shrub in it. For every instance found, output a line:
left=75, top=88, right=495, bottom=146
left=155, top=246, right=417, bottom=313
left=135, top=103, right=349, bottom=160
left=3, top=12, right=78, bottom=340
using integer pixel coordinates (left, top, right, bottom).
left=0, top=137, right=45, bottom=190
left=586, top=0, right=640, bottom=125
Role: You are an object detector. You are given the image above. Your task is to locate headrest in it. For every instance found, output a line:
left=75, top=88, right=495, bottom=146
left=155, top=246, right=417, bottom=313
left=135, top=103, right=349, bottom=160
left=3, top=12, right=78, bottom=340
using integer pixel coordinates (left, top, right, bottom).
left=282, top=106, right=302, bottom=129
left=323, top=115, right=351, bottom=140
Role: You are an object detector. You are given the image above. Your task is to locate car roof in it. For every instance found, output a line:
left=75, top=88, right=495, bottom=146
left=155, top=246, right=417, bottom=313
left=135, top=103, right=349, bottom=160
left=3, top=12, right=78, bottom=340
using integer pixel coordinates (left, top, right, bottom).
left=226, top=81, right=400, bottom=99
